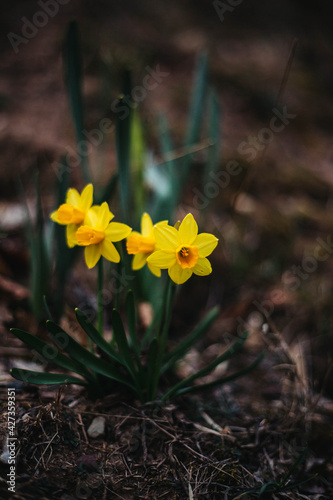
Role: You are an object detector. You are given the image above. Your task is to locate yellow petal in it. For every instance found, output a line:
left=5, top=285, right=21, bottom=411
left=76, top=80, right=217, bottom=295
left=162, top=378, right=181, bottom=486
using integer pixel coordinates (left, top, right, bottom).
left=66, top=188, right=80, bottom=206
left=101, top=240, right=120, bottom=263
left=147, top=250, right=176, bottom=269
left=155, top=220, right=168, bottom=227
left=154, top=224, right=180, bottom=251
left=98, top=202, right=113, bottom=230
left=84, top=206, right=99, bottom=226
left=193, top=233, right=218, bottom=258
left=141, top=213, right=154, bottom=237
left=147, top=262, right=161, bottom=277
left=168, top=263, right=192, bottom=284
left=179, top=213, right=198, bottom=244
left=193, top=257, right=212, bottom=276
left=79, top=184, right=93, bottom=211
left=132, top=253, right=147, bottom=270
left=84, top=244, right=101, bottom=269
left=105, top=222, right=132, bottom=242
left=50, top=210, right=61, bottom=223
left=66, top=224, right=78, bottom=248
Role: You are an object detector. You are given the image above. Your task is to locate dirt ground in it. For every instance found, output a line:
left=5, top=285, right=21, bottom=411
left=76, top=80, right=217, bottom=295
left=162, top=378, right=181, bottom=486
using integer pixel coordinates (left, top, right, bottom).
left=0, top=1, right=333, bottom=498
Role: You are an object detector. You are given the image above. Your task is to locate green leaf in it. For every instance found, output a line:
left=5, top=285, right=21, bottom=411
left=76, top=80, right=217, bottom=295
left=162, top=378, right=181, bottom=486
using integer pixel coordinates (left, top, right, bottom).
left=150, top=113, right=178, bottom=222
left=172, top=353, right=264, bottom=397
left=204, top=88, right=221, bottom=188
left=141, top=303, right=163, bottom=349
left=21, top=173, right=49, bottom=321
left=10, top=368, right=86, bottom=386
left=161, top=332, right=250, bottom=400
left=95, top=172, right=119, bottom=205
left=116, top=71, right=132, bottom=220
left=111, top=309, right=137, bottom=378
left=258, top=482, right=280, bottom=496
left=64, top=21, right=90, bottom=184
left=125, top=290, right=139, bottom=355
left=43, top=296, right=53, bottom=321
left=10, top=328, right=92, bottom=380
left=163, top=306, right=220, bottom=370
left=130, top=109, right=145, bottom=217
left=75, top=308, right=121, bottom=364
left=46, top=320, right=135, bottom=390
left=146, top=338, right=158, bottom=400
left=278, top=446, right=308, bottom=487
left=184, top=52, right=208, bottom=147
left=150, top=279, right=176, bottom=400
left=112, top=309, right=144, bottom=401
left=181, top=52, right=208, bottom=183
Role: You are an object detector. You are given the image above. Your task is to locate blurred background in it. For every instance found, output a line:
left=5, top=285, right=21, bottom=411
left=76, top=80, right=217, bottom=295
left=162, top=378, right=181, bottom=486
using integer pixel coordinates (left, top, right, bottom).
left=1, top=0, right=333, bottom=400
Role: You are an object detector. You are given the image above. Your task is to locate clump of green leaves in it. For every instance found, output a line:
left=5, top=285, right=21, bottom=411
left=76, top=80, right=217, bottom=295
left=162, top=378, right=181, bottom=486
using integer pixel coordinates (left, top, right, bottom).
left=11, top=289, right=262, bottom=402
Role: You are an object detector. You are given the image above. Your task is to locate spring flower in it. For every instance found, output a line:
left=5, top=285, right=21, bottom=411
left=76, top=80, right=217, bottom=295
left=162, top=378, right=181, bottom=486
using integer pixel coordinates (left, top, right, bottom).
left=126, top=213, right=165, bottom=277
left=75, top=202, right=131, bottom=269
left=50, top=184, right=93, bottom=247
left=146, top=213, right=218, bottom=285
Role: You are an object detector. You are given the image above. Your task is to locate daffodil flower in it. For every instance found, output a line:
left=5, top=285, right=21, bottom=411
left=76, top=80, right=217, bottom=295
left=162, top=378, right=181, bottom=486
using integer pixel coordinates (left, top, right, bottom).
left=126, top=213, right=165, bottom=277
left=75, top=202, right=131, bottom=269
left=50, top=184, right=93, bottom=247
left=146, top=213, right=218, bottom=285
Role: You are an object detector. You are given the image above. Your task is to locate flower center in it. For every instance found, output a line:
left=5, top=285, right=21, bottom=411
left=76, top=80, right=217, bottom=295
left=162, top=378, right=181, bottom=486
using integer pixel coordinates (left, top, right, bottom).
left=176, top=245, right=199, bottom=269
left=179, top=247, right=189, bottom=257
left=57, top=204, right=85, bottom=224
left=126, top=234, right=155, bottom=254
left=75, top=226, right=105, bottom=246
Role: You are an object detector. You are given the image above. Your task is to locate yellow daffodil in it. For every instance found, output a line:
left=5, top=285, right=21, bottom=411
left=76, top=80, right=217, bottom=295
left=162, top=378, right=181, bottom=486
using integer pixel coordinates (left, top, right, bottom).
left=126, top=213, right=163, bottom=277
left=50, top=184, right=93, bottom=247
left=146, top=213, right=218, bottom=285
left=75, top=202, right=131, bottom=269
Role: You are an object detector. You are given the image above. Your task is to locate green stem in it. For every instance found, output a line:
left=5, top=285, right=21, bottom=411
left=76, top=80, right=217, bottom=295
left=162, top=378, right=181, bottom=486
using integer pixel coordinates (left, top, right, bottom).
left=113, top=242, right=124, bottom=312
left=97, top=258, right=104, bottom=336
left=114, top=261, right=121, bottom=312
left=150, top=278, right=176, bottom=400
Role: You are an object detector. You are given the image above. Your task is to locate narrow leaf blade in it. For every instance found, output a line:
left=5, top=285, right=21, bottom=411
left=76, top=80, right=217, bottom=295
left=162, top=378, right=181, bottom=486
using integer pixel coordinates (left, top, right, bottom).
left=46, top=320, right=135, bottom=389
left=75, top=308, right=121, bottom=363
left=112, top=309, right=136, bottom=377
left=64, top=20, right=90, bottom=183
left=10, top=368, right=86, bottom=386
left=125, top=290, right=139, bottom=354
left=162, top=332, right=250, bottom=400
left=115, top=71, right=132, bottom=220
left=163, top=306, right=220, bottom=368
left=173, top=353, right=264, bottom=397
left=10, top=328, right=91, bottom=379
